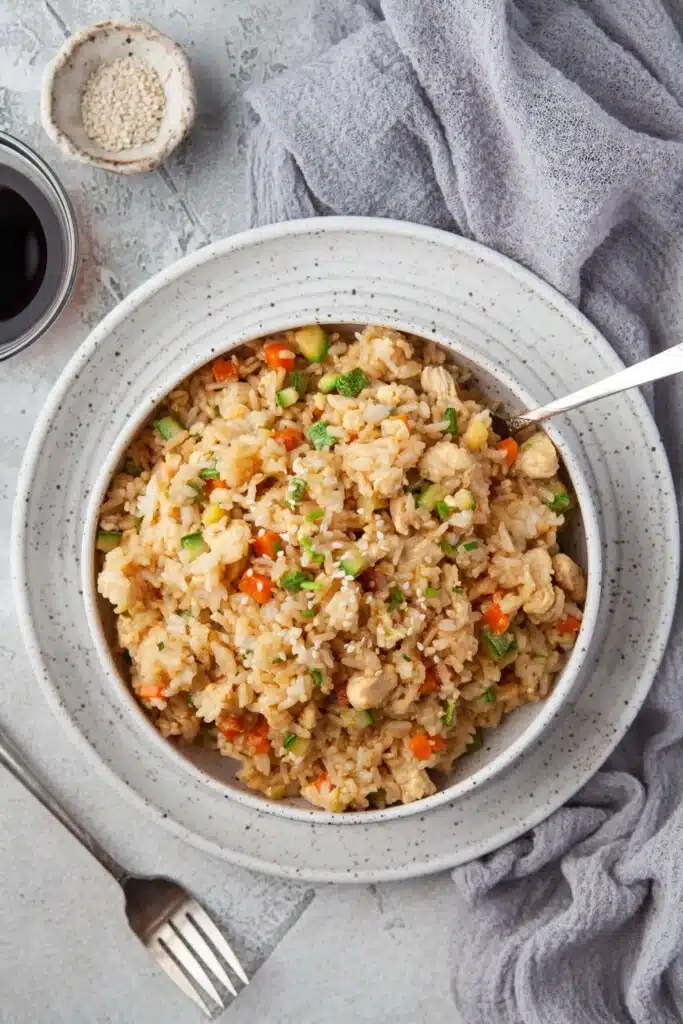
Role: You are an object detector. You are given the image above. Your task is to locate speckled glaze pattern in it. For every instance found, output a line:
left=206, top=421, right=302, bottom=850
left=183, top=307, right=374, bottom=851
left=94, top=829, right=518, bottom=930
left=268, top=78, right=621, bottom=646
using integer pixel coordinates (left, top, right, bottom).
left=12, top=218, right=678, bottom=883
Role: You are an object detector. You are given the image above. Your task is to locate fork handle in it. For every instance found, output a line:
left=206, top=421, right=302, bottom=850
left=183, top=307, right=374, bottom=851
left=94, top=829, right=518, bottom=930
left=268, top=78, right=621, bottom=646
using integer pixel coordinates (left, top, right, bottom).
left=0, top=724, right=128, bottom=884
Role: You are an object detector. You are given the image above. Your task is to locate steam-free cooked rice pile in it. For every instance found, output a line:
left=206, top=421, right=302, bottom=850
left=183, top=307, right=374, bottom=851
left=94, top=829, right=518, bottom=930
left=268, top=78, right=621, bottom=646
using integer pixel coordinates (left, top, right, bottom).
left=97, top=325, right=586, bottom=812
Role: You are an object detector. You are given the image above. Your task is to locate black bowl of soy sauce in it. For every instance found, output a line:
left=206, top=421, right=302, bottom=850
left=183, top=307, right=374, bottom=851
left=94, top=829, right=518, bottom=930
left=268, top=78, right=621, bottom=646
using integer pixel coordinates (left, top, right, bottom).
left=0, top=132, right=78, bottom=361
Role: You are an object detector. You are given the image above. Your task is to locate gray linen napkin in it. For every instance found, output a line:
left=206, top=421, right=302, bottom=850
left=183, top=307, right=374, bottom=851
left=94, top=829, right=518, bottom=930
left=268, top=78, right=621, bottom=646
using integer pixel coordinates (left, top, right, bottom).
left=246, top=3, right=683, bottom=1021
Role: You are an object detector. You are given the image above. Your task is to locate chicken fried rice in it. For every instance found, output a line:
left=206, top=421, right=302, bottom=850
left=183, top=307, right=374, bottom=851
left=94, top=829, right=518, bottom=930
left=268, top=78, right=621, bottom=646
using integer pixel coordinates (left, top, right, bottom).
left=96, top=325, right=586, bottom=812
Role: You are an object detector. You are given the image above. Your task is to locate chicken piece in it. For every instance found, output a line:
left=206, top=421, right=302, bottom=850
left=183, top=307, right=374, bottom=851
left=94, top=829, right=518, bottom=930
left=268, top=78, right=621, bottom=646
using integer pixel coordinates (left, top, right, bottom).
left=347, top=665, right=399, bottom=710
left=420, top=365, right=458, bottom=401
left=419, top=441, right=476, bottom=485
left=552, top=553, right=587, bottom=602
left=520, top=547, right=555, bottom=615
left=516, top=433, right=559, bottom=479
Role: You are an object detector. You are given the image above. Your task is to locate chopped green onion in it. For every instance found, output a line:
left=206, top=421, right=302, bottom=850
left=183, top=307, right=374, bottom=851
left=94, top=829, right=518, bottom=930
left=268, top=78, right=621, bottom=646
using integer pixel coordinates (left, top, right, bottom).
left=339, top=548, right=365, bottom=577
left=402, top=654, right=411, bottom=662
left=300, top=535, right=325, bottom=564
left=301, top=580, right=323, bottom=591
left=417, top=482, right=446, bottom=511
left=123, top=459, right=142, bottom=477
left=180, top=532, right=210, bottom=558
left=272, top=656, right=286, bottom=665
left=301, top=609, right=316, bottom=619
left=96, top=530, right=122, bottom=553
left=154, top=415, right=184, bottom=441
left=452, top=585, right=463, bottom=593
left=287, top=477, right=307, bottom=507
left=440, top=539, right=459, bottom=559
left=424, top=587, right=440, bottom=598
left=295, top=325, right=329, bottom=362
left=481, top=629, right=517, bottom=660
left=186, top=693, right=195, bottom=709
left=533, top=652, right=547, bottom=660
left=310, top=669, right=324, bottom=687
left=443, top=407, right=459, bottom=435
left=318, top=373, right=340, bottom=394
left=157, top=641, right=165, bottom=651
left=388, top=585, right=406, bottom=612
left=178, top=609, right=193, bottom=619
left=188, top=480, right=205, bottom=498
left=134, top=517, right=143, bottom=535
left=435, top=500, right=451, bottom=521
left=441, top=700, right=455, bottom=727
left=199, top=467, right=220, bottom=480
left=544, top=489, right=573, bottom=514
left=335, top=368, right=371, bottom=398
left=307, top=421, right=336, bottom=450
left=306, top=508, right=325, bottom=522
left=389, top=406, right=399, bottom=416
left=280, top=569, right=311, bottom=593
left=286, top=370, right=309, bottom=397
left=283, top=732, right=298, bottom=750
left=467, top=727, right=484, bottom=752
left=462, top=540, right=478, bottom=551
left=482, top=687, right=495, bottom=704
left=363, top=709, right=376, bottom=726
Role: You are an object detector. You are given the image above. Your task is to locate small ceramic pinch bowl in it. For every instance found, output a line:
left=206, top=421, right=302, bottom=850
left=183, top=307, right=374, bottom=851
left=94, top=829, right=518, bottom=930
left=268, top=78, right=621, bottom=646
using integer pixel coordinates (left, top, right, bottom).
left=82, top=311, right=603, bottom=826
left=41, top=20, right=196, bottom=174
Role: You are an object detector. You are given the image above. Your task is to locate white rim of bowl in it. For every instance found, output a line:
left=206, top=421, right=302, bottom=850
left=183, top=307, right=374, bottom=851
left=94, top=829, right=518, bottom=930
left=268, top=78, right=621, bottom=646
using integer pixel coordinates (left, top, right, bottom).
left=74, top=224, right=603, bottom=825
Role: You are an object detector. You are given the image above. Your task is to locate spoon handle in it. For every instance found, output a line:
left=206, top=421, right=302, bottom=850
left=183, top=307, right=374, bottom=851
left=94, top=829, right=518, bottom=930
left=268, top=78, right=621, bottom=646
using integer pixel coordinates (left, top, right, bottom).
left=513, top=341, right=683, bottom=429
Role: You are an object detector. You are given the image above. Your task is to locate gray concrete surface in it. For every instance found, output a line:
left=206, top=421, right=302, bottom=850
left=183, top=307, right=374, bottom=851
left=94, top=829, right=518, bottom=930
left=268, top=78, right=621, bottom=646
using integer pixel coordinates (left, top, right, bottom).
left=0, top=2, right=460, bottom=1021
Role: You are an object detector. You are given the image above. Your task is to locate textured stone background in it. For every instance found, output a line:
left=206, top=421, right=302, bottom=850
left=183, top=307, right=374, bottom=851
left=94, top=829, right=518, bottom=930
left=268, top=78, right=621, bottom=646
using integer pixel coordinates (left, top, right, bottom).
left=0, top=2, right=459, bottom=1021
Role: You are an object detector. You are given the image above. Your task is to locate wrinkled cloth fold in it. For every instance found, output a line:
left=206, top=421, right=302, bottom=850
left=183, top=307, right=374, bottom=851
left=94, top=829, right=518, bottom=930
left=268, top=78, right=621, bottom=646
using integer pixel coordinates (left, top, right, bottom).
left=246, top=3, right=683, bottom=1021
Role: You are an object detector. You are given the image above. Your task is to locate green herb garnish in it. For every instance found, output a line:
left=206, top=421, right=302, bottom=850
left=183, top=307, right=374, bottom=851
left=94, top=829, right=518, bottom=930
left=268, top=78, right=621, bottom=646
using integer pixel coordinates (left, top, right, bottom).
left=441, top=700, right=455, bottom=727
left=435, top=501, right=451, bottom=521
left=272, top=656, right=286, bottom=665
left=301, top=609, right=316, bottom=619
left=301, top=580, right=323, bottom=591
left=280, top=569, right=311, bottom=593
left=335, top=368, right=371, bottom=398
left=481, top=629, right=517, bottom=660
left=187, top=694, right=195, bottom=709
left=134, top=517, right=143, bottom=535
left=424, top=587, right=440, bottom=598
left=283, top=733, right=298, bottom=750
left=199, top=467, right=220, bottom=480
left=544, top=489, right=573, bottom=514
left=462, top=540, right=478, bottom=551
left=287, top=477, right=307, bottom=507
left=443, top=407, right=459, bottom=435
left=306, top=508, right=324, bottom=522
left=157, top=641, right=165, bottom=651
left=482, top=687, right=495, bottom=704
left=307, top=421, right=337, bottom=450
left=440, top=539, right=459, bottom=559
left=452, top=585, right=463, bottom=593
left=402, top=654, right=411, bottom=662
left=388, top=585, right=406, bottom=612
left=311, top=669, right=324, bottom=687
left=301, top=535, right=324, bottom=564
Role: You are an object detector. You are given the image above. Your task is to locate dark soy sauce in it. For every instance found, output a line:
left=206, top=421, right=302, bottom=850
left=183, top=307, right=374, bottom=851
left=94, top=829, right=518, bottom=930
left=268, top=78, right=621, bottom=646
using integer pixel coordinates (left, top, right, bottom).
left=0, top=165, right=65, bottom=347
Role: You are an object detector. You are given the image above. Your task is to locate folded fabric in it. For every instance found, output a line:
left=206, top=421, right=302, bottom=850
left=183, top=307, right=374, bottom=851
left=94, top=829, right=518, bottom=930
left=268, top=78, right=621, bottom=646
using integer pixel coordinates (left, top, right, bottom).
left=246, top=3, right=683, bottom=1021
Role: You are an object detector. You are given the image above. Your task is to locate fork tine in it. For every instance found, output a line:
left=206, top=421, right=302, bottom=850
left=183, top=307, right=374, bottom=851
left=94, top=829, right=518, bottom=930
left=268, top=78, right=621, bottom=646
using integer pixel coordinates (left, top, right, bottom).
left=186, top=901, right=250, bottom=986
left=176, top=912, right=238, bottom=997
left=152, top=941, right=212, bottom=1017
left=157, top=922, right=224, bottom=1010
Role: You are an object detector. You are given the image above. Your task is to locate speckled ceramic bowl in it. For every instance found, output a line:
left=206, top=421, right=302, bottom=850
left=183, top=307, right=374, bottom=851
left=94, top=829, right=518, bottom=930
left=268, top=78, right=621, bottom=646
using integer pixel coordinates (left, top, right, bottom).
left=41, top=20, right=196, bottom=174
left=80, top=305, right=602, bottom=825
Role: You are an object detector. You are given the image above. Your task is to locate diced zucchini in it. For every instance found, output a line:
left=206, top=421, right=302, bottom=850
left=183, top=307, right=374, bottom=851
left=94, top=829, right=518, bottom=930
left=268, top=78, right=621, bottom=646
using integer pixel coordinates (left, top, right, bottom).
left=96, top=530, right=122, bottom=553
left=417, top=483, right=447, bottom=511
left=154, top=415, right=184, bottom=441
left=295, top=325, right=329, bottom=362
left=339, top=548, right=364, bottom=577
left=180, top=532, right=210, bottom=560
left=318, top=373, right=340, bottom=394
left=283, top=733, right=309, bottom=756
left=276, top=386, right=299, bottom=409
left=286, top=371, right=309, bottom=397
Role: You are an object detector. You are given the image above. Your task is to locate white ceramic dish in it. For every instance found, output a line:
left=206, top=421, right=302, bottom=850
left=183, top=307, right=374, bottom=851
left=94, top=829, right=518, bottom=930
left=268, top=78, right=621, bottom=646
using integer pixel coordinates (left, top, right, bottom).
left=12, top=218, right=678, bottom=882
left=81, top=320, right=602, bottom=825
left=41, top=20, right=196, bottom=174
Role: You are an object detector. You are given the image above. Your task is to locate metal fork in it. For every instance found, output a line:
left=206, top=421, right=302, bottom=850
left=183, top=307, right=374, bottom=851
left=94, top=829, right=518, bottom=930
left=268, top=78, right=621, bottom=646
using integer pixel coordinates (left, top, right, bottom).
left=0, top=725, right=248, bottom=1017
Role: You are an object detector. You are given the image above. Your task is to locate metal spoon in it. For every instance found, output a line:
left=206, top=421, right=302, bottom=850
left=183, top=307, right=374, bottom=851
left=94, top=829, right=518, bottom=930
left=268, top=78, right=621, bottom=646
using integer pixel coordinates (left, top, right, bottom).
left=504, top=341, right=683, bottom=433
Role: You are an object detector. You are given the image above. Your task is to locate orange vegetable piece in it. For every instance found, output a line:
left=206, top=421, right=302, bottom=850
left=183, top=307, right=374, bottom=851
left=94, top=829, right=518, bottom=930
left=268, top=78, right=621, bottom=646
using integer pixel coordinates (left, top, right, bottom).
left=409, top=731, right=445, bottom=759
left=481, top=602, right=511, bottom=635
left=246, top=718, right=271, bottom=754
left=557, top=614, right=582, bottom=635
left=273, top=425, right=303, bottom=451
left=217, top=714, right=243, bottom=739
left=253, top=529, right=283, bottom=559
left=396, top=414, right=410, bottom=427
left=205, top=478, right=228, bottom=494
left=239, top=570, right=274, bottom=604
left=264, top=341, right=296, bottom=370
left=138, top=682, right=166, bottom=700
left=313, top=772, right=329, bottom=791
left=419, top=669, right=439, bottom=694
left=212, top=358, right=238, bottom=382
left=497, top=437, right=519, bottom=467
left=429, top=735, right=446, bottom=753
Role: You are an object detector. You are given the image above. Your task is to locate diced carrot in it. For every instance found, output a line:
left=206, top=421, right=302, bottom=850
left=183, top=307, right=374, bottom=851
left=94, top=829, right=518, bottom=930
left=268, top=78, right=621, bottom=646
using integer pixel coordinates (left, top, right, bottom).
left=409, top=732, right=434, bottom=760
left=138, top=682, right=165, bottom=700
left=397, top=414, right=410, bottom=426
left=273, top=425, right=303, bottom=451
left=335, top=684, right=349, bottom=707
left=419, top=669, right=439, bottom=694
left=217, top=714, right=244, bottom=739
left=264, top=341, right=296, bottom=370
left=205, top=478, right=228, bottom=494
left=313, top=772, right=329, bottom=791
left=497, top=437, right=519, bottom=467
left=253, top=529, right=283, bottom=559
left=557, top=614, right=582, bottom=635
left=429, top=735, right=446, bottom=753
left=481, top=602, right=511, bottom=635
left=246, top=718, right=271, bottom=754
left=212, top=358, right=238, bottom=383
left=239, top=570, right=274, bottom=604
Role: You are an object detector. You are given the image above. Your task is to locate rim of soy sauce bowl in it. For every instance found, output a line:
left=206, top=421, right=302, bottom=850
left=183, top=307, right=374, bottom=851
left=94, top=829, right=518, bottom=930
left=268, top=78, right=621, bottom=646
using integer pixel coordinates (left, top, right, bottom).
left=0, top=132, right=79, bottom=362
